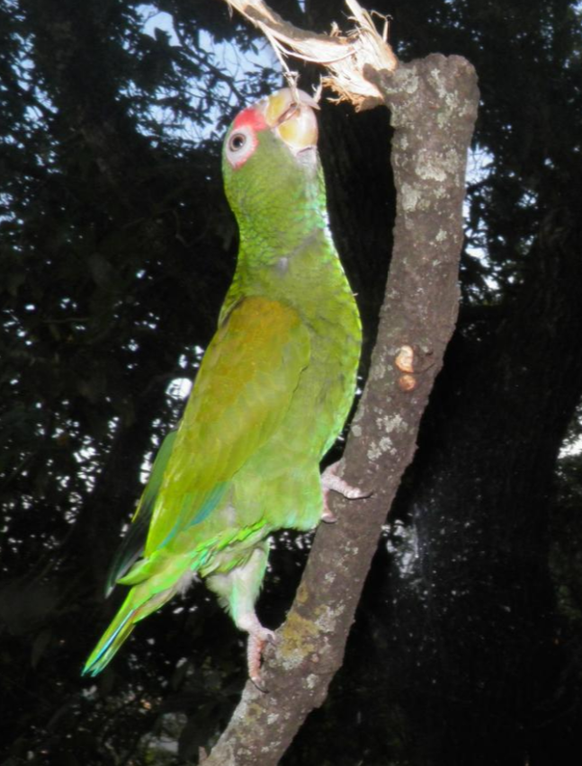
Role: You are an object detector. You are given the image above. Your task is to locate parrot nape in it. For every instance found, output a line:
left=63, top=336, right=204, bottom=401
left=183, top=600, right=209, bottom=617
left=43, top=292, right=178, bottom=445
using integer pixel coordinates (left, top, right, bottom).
left=83, top=88, right=363, bottom=687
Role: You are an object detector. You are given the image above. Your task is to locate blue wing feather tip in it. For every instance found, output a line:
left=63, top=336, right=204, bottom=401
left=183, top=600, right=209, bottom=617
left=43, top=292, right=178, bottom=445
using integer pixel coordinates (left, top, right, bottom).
left=81, top=664, right=98, bottom=678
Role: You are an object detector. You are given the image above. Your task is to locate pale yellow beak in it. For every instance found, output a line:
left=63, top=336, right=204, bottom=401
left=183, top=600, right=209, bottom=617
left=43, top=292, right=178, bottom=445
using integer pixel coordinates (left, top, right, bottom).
left=262, top=88, right=319, bottom=153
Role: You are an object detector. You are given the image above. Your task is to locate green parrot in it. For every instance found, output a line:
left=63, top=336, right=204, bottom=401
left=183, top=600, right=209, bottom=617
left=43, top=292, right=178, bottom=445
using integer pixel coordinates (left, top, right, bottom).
left=83, top=88, right=363, bottom=686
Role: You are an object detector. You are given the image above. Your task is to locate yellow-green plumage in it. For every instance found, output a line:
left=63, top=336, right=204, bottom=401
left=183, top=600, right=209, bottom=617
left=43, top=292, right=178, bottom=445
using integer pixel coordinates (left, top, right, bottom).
left=83, top=89, right=361, bottom=681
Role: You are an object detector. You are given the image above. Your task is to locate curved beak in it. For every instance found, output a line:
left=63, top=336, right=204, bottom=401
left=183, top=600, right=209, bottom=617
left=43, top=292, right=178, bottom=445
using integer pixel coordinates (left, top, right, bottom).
left=262, top=88, right=319, bottom=153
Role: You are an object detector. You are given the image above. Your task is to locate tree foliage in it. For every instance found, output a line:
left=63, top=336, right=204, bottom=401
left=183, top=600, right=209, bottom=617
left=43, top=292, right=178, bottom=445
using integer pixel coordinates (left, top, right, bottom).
left=1, top=1, right=581, bottom=764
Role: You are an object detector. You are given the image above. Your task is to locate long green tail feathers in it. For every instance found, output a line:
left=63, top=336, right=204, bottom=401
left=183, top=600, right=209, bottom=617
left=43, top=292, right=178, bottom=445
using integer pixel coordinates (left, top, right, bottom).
left=84, top=431, right=181, bottom=676
left=83, top=572, right=187, bottom=676
left=83, top=592, right=140, bottom=676
left=84, top=598, right=147, bottom=676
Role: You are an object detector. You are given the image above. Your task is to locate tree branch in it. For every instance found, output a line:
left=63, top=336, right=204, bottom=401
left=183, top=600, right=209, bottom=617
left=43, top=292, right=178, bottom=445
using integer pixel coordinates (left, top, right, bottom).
left=204, top=3, right=479, bottom=763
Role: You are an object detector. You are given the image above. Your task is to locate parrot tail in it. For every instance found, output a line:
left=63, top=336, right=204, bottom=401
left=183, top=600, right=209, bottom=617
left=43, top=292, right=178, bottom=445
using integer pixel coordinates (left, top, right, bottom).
left=83, top=566, right=194, bottom=676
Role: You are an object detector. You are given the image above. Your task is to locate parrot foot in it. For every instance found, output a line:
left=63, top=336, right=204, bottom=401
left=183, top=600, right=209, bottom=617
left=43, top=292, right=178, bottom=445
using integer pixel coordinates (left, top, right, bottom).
left=239, top=612, right=277, bottom=691
left=247, top=626, right=277, bottom=691
left=321, top=462, right=370, bottom=522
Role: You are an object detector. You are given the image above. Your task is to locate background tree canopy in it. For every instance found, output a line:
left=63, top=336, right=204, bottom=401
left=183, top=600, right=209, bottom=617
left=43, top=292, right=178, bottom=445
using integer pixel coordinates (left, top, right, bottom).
left=1, top=1, right=581, bottom=764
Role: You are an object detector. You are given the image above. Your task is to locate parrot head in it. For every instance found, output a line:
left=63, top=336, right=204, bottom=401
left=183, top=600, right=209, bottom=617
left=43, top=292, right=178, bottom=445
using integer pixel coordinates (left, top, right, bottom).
left=223, top=88, right=319, bottom=171
left=222, top=88, right=326, bottom=249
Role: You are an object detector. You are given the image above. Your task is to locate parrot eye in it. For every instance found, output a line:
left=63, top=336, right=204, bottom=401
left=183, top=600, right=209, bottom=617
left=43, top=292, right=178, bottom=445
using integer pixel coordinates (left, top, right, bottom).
left=229, top=133, right=247, bottom=152
left=225, top=125, right=257, bottom=169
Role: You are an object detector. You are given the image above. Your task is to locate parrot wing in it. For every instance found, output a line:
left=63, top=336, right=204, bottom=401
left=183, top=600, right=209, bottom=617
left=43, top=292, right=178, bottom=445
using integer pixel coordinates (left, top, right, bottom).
left=143, top=295, right=311, bottom=556
left=105, top=429, right=178, bottom=595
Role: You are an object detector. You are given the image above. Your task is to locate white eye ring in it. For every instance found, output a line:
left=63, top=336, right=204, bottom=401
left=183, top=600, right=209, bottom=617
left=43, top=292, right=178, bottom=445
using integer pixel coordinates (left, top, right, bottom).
left=225, top=125, right=256, bottom=168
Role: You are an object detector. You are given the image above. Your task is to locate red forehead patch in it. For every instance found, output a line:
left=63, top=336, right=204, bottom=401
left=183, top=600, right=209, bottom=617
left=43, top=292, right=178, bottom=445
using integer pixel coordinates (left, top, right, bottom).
left=233, top=106, right=268, bottom=132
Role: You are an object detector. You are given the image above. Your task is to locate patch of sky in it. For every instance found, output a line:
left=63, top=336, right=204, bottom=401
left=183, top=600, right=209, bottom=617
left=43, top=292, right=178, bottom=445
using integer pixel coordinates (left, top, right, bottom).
left=166, top=377, right=192, bottom=401
left=137, top=5, right=282, bottom=143
left=463, top=144, right=499, bottom=293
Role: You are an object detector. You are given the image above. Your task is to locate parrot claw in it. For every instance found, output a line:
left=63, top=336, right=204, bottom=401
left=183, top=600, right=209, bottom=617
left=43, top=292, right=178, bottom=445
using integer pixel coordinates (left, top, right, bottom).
left=246, top=624, right=277, bottom=692
left=321, top=462, right=370, bottom=521
left=321, top=507, right=338, bottom=523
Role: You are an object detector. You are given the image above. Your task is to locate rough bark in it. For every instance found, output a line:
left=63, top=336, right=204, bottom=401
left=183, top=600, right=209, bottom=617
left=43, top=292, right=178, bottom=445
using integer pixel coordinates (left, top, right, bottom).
left=203, top=54, right=479, bottom=766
